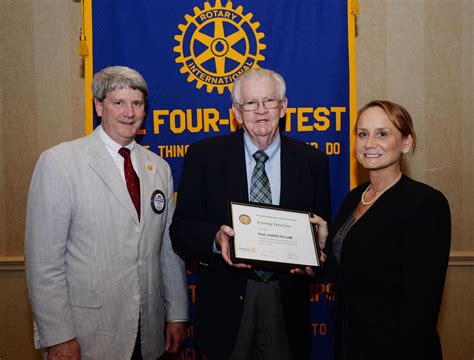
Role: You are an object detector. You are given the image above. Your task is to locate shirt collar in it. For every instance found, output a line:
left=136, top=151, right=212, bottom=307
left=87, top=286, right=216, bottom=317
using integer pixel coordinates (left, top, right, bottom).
left=243, top=132, right=280, bottom=161
left=98, top=125, right=136, bottom=154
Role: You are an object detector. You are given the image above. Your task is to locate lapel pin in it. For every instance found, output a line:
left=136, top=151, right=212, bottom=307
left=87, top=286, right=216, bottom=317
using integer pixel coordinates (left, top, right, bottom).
left=147, top=165, right=153, bottom=171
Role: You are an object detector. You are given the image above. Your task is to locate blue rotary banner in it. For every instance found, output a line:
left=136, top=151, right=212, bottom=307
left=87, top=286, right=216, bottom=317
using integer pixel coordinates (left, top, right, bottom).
left=86, top=1, right=357, bottom=358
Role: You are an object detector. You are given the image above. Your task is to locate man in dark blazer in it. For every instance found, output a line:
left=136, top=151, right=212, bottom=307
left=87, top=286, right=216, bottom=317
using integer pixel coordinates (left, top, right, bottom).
left=170, top=68, right=331, bottom=360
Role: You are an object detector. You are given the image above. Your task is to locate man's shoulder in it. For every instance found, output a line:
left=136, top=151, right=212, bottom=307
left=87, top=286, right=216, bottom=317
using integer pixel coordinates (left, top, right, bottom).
left=188, top=132, right=242, bottom=152
left=31, top=135, right=92, bottom=179
left=281, top=134, right=326, bottom=159
left=41, top=134, right=91, bottom=159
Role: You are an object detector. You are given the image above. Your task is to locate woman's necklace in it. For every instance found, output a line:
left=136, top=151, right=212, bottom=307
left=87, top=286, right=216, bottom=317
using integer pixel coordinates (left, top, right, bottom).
left=361, top=173, right=402, bottom=206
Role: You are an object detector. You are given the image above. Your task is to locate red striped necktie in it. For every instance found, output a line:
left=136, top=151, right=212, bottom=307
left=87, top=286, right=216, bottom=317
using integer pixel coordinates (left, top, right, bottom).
left=119, top=147, right=140, bottom=219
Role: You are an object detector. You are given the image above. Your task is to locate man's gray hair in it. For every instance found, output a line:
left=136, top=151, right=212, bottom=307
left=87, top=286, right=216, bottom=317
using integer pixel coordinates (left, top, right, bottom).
left=231, top=68, right=286, bottom=104
left=92, top=66, right=148, bottom=101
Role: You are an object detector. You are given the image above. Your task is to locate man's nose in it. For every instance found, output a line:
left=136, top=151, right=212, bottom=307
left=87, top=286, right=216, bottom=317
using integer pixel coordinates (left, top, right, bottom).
left=255, top=101, right=268, bottom=113
left=123, top=103, right=135, bottom=118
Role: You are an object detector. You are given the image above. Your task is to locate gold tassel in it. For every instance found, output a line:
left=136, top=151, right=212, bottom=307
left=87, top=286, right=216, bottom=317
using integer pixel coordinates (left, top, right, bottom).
left=351, top=0, right=360, bottom=16
left=78, top=0, right=89, bottom=57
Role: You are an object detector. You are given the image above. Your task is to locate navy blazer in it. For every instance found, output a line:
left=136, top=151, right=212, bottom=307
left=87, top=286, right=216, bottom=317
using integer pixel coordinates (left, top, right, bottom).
left=170, top=130, right=331, bottom=359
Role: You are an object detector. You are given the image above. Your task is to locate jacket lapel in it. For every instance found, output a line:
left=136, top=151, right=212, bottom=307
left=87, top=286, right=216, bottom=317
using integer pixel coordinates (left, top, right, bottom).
left=87, top=129, right=140, bottom=225
left=225, top=131, right=249, bottom=203
left=136, top=146, right=157, bottom=221
left=279, top=135, right=299, bottom=209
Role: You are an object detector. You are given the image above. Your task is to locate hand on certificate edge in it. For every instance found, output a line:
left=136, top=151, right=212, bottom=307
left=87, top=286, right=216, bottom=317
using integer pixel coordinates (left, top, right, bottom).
left=290, top=266, right=316, bottom=277
left=215, top=225, right=252, bottom=269
left=309, top=214, right=329, bottom=249
left=47, top=338, right=80, bottom=360
left=289, top=249, right=327, bottom=277
left=290, top=214, right=329, bottom=277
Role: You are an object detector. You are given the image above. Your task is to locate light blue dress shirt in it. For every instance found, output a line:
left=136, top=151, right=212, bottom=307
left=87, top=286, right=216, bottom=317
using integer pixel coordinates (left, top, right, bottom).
left=243, top=132, right=281, bottom=206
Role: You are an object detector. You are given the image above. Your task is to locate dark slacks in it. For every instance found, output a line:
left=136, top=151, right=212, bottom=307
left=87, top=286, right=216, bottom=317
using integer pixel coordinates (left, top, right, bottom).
left=131, top=319, right=143, bottom=360
left=227, top=279, right=295, bottom=360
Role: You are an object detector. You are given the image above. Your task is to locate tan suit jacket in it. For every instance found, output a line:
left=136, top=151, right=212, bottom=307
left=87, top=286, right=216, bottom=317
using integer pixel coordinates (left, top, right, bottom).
left=25, top=127, right=188, bottom=359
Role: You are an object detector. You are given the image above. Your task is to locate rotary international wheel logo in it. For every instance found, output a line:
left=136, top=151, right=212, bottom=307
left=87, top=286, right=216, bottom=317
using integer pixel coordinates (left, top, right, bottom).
left=174, top=0, right=266, bottom=94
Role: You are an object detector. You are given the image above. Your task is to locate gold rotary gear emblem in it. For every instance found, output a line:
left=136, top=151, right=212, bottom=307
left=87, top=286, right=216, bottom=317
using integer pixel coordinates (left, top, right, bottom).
left=174, top=0, right=266, bottom=94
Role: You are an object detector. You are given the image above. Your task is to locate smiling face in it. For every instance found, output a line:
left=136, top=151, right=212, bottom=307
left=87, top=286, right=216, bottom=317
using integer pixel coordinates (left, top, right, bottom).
left=232, top=77, right=287, bottom=150
left=356, top=106, right=413, bottom=173
left=94, top=88, right=145, bottom=146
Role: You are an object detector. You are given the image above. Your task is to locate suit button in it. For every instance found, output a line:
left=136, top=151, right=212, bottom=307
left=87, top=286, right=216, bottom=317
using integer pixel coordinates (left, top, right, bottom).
left=138, top=260, right=143, bottom=266
left=135, top=226, right=140, bottom=233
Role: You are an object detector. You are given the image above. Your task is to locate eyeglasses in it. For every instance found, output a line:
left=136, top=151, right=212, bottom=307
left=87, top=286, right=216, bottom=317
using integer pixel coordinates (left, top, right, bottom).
left=238, top=98, right=282, bottom=112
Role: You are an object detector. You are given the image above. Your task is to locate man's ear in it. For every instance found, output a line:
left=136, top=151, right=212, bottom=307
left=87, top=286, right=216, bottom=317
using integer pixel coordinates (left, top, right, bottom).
left=279, top=97, right=288, bottom=118
left=94, top=98, right=103, bottom=117
left=232, top=104, right=243, bottom=125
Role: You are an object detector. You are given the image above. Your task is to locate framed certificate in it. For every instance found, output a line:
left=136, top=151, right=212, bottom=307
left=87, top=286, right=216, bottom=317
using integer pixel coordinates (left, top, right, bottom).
left=229, top=201, right=320, bottom=269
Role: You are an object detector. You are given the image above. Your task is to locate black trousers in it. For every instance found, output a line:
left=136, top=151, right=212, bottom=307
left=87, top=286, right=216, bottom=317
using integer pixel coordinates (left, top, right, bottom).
left=131, top=320, right=176, bottom=360
left=131, top=319, right=143, bottom=360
